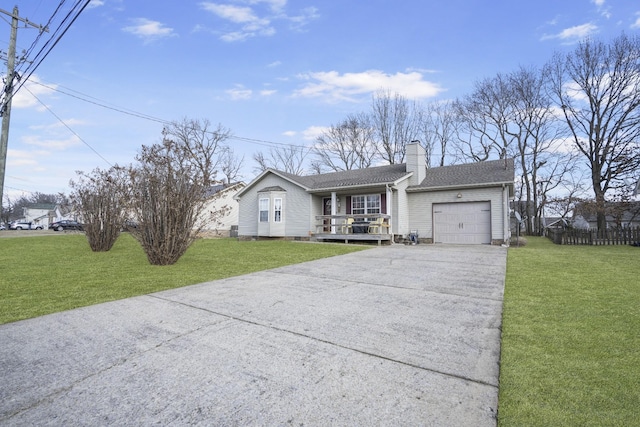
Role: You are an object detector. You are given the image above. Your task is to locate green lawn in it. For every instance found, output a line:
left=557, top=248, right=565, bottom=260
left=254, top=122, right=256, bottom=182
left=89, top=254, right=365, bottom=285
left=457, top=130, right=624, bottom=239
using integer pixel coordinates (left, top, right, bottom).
left=0, top=233, right=366, bottom=325
left=499, top=237, right=640, bottom=426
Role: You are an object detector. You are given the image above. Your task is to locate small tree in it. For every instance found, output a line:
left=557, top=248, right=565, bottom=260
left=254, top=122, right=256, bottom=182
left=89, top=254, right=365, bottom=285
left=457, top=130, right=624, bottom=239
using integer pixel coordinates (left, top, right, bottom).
left=69, top=166, right=129, bottom=252
left=128, top=119, right=228, bottom=265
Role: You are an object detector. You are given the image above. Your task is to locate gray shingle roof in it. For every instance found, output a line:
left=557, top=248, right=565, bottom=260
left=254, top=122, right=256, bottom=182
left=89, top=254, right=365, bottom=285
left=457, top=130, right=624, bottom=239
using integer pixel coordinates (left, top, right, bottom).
left=277, top=164, right=409, bottom=191
left=409, top=158, right=514, bottom=190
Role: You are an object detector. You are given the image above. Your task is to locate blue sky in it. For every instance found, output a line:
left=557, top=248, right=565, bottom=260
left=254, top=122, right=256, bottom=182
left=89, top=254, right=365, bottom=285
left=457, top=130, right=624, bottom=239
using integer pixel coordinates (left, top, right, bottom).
left=3, top=0, right=640, bottom=199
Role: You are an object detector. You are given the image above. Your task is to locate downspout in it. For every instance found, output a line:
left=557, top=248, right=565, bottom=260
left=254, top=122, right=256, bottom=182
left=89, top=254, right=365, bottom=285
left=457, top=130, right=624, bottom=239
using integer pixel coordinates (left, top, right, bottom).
left=503, top=184, right=510, bottom=246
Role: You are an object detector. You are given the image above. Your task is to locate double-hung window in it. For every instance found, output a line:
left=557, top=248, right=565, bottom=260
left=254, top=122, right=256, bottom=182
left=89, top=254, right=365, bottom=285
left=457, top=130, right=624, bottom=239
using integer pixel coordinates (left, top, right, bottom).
left=259, top=198, right=269, bottom=222
left=351, top=194, right=380, bottom=216
left=274, top=198, right=282, bottom=223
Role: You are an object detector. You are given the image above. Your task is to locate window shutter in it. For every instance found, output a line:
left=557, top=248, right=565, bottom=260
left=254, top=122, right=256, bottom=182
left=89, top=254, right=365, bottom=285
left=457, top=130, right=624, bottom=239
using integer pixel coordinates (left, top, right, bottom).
left=381, top=193, right=386, bottom=214
left=346, top=196, right=351, bottom=214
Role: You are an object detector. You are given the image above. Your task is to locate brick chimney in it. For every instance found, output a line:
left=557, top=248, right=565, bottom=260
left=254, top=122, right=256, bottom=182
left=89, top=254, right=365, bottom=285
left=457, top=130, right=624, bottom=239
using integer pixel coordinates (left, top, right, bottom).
left=406, top=142, right=426, bottom=186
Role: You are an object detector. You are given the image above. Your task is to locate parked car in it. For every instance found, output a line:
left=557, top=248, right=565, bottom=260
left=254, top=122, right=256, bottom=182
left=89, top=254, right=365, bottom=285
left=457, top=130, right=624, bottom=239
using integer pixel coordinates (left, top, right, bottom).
left=49, top=220, right=84, bottom=231
left=9, top=221, right=43, bottom=230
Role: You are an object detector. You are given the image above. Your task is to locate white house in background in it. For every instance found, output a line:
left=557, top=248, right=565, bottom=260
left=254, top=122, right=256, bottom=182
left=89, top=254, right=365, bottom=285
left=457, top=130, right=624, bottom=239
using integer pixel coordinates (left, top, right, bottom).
left=199, top=182, right=245, bottom=237
left=234, top=143, right=515, bottom=245
left=22, top=204, right=64, bottom=228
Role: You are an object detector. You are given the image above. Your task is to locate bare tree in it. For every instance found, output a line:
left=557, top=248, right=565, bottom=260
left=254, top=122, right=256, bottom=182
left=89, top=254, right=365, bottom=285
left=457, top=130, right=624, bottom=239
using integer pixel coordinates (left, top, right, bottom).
left=453, top=74, right=516, bottom=162
left=69, top=166, right=129, bottom=252
left=128, top=119, right=229, bottom=265
left=454, top=68, right=571, bottom=234
left=509, top=66, right=573, bottom=234
left=253, top=145, right=311, bottom=175
left=420, top=100, right=458, bottom=167
left=311, top=113, right=377, bottom=173
left=219, top=147, right=244, bottom=184
left=370, top=90, right=421, bottom=164
left=546, top=33, right=640, bottom=231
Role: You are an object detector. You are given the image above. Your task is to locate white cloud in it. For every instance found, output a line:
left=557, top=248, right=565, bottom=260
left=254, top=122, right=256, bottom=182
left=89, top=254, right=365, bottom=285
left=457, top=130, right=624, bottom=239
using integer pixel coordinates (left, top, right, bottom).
left=87, top=0, right=105, bottom=8
left=287, top=7, right=320, bottom=31
left=592, top=0, right=605, bottom=6
left=632, top=13, right=640, bottom=29
left=21, top=134, right=82, bottom=150
left=302, top=126, right=327, bottom=140
left=123, top=18, right=176, bottom=43
left=293, top=70, right=443, bottom=102
left=226, top=85, right=253, bottom=100
left=267, top=61, right=282, bottom=68
left=282, top=130, right=297, bottom=137
left=200, top=1, right=318, bottom=42
left=7, top=149, right=39, bottom=167
left=201, top=4, right=258, bottom=23
left=10, top=76, right=57, bottom=109
left=260, top=89, right=277, bottom=96
left=541, top=23, right=598, bottom=42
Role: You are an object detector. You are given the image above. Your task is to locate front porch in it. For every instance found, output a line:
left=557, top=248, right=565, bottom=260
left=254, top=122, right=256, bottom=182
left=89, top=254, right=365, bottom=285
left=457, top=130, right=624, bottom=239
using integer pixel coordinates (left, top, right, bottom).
left=312, top=214, right=393, bottom=245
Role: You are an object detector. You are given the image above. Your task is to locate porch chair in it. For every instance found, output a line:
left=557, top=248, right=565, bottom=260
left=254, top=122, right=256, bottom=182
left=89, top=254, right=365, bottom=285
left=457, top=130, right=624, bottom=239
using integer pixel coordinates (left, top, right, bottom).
left=341, top=217, right=354, bottom=234
left=368, top=217, right=389, bottom=234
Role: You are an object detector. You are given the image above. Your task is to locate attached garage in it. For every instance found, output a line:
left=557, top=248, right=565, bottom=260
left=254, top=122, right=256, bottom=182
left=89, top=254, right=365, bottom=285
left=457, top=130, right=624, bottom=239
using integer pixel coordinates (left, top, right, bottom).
left=433, top=202, right=491, bottom=244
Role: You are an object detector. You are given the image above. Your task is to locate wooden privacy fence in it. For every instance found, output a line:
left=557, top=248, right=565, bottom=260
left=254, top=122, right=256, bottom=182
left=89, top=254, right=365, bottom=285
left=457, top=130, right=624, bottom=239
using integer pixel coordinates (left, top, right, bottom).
left=547, top=227, right=640, bottom=246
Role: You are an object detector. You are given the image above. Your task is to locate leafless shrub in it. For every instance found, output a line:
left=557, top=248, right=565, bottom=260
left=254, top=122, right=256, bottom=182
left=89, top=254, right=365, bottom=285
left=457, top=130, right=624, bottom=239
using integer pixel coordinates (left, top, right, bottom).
left=127, top=119, right=229, bottom=265
left=69, top=166, right=129, bottom=252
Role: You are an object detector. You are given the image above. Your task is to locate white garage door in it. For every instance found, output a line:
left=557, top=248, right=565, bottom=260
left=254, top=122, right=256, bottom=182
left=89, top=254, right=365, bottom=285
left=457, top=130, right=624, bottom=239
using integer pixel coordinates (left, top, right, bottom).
left=433, top=202, right=491, bottom=244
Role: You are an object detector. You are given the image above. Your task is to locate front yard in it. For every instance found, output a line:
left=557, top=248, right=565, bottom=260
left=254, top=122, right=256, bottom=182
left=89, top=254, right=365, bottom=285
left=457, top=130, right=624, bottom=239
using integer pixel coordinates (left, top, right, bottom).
left=0, top=233, right=365, bottom=325
left=2, top=233, right=637, bottom=425
left=499, top=237, right=639, bottom=426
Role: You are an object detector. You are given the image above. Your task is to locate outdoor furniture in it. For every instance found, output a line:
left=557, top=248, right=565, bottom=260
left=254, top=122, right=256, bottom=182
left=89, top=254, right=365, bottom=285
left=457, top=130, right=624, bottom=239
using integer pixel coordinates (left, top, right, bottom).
left=341, top=217, right=354, bottom=234
left=368, top=218, right=389, bottom=234
left=351, top=221, right=369, bottom=234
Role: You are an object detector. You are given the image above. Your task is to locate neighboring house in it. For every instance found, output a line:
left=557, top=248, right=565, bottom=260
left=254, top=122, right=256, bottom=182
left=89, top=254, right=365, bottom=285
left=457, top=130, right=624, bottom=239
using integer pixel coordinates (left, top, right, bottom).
left=21, top=204, right=64, bottom=228
left=234, top=143, right=515, bottom=245
left=199, top=182, right=245, bottom=237
left=572, top=201, right=640, bottom=229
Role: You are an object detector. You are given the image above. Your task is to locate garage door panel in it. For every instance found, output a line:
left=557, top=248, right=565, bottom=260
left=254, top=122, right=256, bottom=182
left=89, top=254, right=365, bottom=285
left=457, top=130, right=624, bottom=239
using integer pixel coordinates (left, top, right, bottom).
left=433, top=202, right=491, bottom=244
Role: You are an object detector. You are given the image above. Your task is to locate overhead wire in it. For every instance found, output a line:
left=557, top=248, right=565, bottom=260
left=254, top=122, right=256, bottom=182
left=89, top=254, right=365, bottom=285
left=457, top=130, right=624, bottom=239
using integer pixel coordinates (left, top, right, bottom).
left=12, top=0, right=92, bottom=101
left=24, top=84, right=113, bottom=167
left=30, top=79, right=314, bottom=152
left=3, top=0, right=312, bottom=172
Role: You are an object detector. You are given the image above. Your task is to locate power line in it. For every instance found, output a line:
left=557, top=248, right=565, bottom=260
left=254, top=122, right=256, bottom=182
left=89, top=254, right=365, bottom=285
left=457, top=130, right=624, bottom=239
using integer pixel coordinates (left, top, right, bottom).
left=30, top=79, right=314, bottom=152
left=24, top=84, right=113, bottom=167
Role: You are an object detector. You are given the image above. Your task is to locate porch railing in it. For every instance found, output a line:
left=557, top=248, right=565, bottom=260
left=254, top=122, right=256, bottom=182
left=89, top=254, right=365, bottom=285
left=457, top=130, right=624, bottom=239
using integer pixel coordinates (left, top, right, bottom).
left=314, top=214, right=391, bottom=235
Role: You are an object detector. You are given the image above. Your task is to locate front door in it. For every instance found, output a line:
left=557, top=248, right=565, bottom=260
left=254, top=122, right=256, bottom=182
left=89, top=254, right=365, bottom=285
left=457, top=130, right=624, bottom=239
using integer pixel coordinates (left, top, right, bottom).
left=323, top=197, right=332, bottom=232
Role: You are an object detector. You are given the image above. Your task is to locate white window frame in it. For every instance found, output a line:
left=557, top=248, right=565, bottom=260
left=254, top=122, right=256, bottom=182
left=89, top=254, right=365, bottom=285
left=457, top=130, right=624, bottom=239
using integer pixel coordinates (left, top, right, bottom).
left=274, top=198, right=282, bottom=223
left=259, top=198, right=269, bottom=222
left=351, top=194, right=380, bottom=215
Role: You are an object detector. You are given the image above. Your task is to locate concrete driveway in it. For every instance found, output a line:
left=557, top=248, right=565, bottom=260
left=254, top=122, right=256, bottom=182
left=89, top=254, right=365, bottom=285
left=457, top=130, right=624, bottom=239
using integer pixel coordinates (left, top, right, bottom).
left=0, top=244, right=507, bottom=426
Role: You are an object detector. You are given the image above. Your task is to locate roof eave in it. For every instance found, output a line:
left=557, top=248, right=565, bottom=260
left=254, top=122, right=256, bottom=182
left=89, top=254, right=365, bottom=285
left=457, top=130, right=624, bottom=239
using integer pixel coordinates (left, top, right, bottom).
left=307, top=173, right=412, bottom=193
left=406, top=181, right=514, bottom=193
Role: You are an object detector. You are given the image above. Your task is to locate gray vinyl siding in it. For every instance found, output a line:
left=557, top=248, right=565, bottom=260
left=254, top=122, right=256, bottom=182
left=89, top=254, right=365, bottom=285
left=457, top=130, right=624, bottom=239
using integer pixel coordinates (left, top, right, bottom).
left=408, top=186, right=507, bottom=242
left=237, top=174, right=311, bottom=238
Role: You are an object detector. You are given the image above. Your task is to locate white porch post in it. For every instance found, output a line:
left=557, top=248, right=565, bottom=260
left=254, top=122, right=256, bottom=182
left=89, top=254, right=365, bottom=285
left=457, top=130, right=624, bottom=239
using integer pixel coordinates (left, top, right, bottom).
left=386, top=185, right=393, bottom=235
left=331, top=191, right=337, bottom=234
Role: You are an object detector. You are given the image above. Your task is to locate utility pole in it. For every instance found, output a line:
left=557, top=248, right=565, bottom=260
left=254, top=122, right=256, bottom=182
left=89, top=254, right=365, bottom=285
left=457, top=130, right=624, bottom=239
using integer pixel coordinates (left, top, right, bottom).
left=0, top=6, right=47, bottom=213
